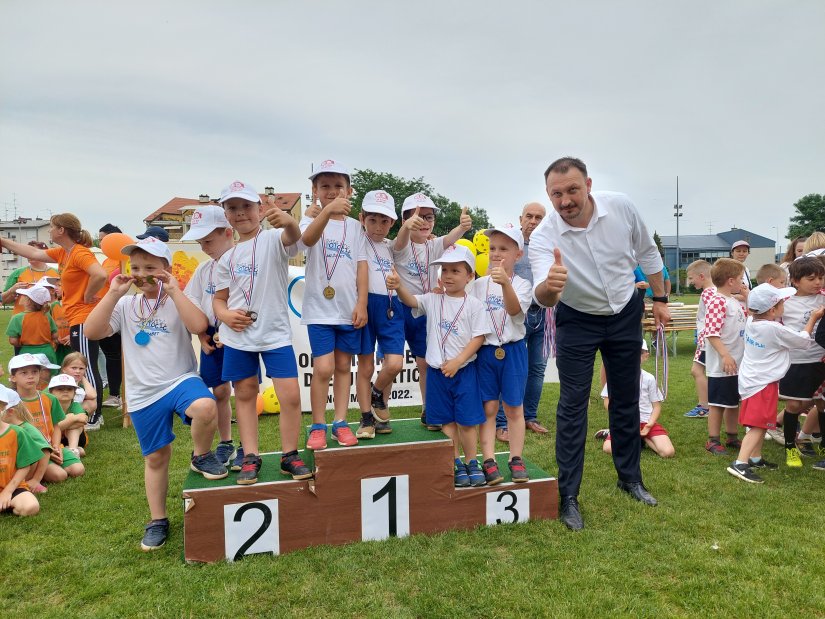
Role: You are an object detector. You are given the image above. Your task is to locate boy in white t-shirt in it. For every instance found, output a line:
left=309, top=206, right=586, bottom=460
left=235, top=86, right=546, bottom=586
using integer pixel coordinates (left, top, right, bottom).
left=182, top=205, right=236, bottom=467
left=470, top=225, right=534, bottom=484
left=387, top=244, right=489, bottom=487
left=703, top=258, right=747, bottom=456
left=213, top=181, right=311, bottom=485
left=84, top=237, right=227, bottom=551
left=683, top=260, right=715, bottom=419
left=728, top=284, right=823, bottom=483
left=354, top=190, right=405, bottom=439
left=299, top=160, right=368, bottom=451
left=392, top=193, right=473, bottom=431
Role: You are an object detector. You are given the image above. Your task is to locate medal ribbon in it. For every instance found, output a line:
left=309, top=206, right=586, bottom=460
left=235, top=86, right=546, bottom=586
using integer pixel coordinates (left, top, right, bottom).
left=410, top=241, right=431, bottom=293
left=366, top=236, right=394, bottom=306
left=136, top=282, right=165, bottom=330
left=34, top=394, right=50, bottom=442
left=485, top=276, right=512, bottom=346
left=438, top=293, right=467, bottom=364
left=228, top=229, right=260, bottom=309
left=207, top=259, right=221, bottom=329
left=321, top=222, right=348, bottom=287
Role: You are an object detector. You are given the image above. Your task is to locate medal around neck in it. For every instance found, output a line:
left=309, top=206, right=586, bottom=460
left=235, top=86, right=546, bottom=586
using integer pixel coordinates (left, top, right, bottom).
left=323, top=286, right=336, bottom=300
left=494, top=346, right=506, bottom=360
left=135, top=330, right=151, bottom=346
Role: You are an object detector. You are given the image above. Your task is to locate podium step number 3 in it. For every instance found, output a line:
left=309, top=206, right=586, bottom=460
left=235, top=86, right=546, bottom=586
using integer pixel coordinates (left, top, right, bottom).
left=224, top=499, right=280, bottom=562
left=486, top=488, right=530, bottom=525
left=361, top=475, right=410, bottom=541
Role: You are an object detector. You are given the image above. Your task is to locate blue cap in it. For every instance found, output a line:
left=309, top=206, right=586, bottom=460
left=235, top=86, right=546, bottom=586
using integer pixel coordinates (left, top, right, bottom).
left=137, top=225, right=170, bottom=242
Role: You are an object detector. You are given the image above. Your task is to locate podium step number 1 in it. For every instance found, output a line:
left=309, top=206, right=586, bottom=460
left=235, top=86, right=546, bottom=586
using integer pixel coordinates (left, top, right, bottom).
left=361, top=475, right=410, bottom=541
left=224, top=499, right=280, bottom=562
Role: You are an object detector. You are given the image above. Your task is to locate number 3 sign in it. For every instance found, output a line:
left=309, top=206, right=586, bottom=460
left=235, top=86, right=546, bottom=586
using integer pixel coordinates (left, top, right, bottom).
left=486, top=489, right=530, bottom=525
left=224, top=499, right=280, bottom=562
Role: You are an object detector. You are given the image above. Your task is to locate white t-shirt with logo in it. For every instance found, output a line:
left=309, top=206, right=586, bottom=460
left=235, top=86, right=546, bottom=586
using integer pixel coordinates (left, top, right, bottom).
left=739, top=317, right=814, bottom=399
left=214, top=228, right=298, bottom=351
left=469, top=275, right=532, bottom=346
left=703, top=292, right=747, bottom=377
left=184, top=258, right=220, bottom=327
left=601, top=369, right=662, bottom=424
left=782, top=294, right=825, bottom=364
left=412, top=292, right=489, bottom=369
left=392, top=238, right=447, bottom=295
left=359, top=236, right=394, bottom=296
left=109, top=294, right=200, bottom=410
left=298, top=216, right=366, bottom=325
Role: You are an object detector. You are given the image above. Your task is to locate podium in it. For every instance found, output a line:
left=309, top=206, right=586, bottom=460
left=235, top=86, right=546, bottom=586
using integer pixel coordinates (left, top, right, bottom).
left=182, top=419, right=558, bottom=563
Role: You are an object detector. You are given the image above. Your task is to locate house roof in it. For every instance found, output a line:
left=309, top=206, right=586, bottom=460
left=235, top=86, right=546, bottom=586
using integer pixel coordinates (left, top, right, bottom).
left=0, top=218, right=51, bottom=229
left=660, top=228, right=774, bottom=250
left=144, top=193, right=302, bottom=224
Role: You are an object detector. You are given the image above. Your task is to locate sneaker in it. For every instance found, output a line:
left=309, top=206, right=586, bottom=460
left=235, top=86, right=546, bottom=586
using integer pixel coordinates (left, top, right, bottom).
left=140, top=519, right=169, bottom=551
left=355, top=413, right=376, bottom=439
left=593, top=429, right=610, bottom=440
left=371, top=386, right=389, bottom=422
left=725, top=437, right=742, bottom=450
left=102, top=395, right=122, bottom=408
left=215, top=441, right=235, bottom=467
left=84, top=417, right=102, bottom=431
left=748, top=458, right=778, bottom=470
left=466, top=459, right=486, bottom=487
left=683, top=404, right=706, bottom=418
left=454, top=459, right=470, bottom=487
left=726, top=462, right=764, bottom=484
left=765, top=428, right=785, bottom=445
left=190, top=451, right=229, bottom=480
left=786, top=447, right=803, bottom=468
left=796, top=440, right=817, bottom=458
left=482, top=458, right=504, bottom=485
left=280, top=452, right=313, bottom=480
left=508, top=456, right=529, bottom=483
left=236, top=453, right=262, bottom=485
left=306, top=428, right=327, bottom=451
left=812, top=459, right=825, bottom=471
left=375, top=420, right=392, bottom=434
left=705, top=439, right=726, bottom=456
left=230, top=445, right=245, bottom=471
left=421, top=410, right=442, bottom=432
left=332, top=424, right=358, bottom=447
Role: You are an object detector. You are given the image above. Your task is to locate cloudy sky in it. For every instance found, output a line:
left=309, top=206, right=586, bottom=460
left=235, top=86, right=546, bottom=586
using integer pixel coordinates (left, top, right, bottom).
left=1, top=1, right=822, bottom=251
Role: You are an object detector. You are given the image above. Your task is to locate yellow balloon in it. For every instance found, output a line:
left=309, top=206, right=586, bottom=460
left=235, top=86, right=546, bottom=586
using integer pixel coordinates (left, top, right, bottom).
left=473, top=230, right=490, bottom=254
left=262, top=386, right=281, bottom=414
left=475, top=252, right=489, bottom=277
left=455, top=238, right=477, bottom=255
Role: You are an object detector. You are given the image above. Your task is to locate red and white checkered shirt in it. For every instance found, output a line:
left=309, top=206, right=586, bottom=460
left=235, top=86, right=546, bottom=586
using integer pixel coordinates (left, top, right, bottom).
left=703, top=292, right=746, bottom=377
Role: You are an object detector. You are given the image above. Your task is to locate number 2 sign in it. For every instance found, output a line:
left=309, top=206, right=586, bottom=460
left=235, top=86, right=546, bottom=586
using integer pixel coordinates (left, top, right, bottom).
left=224, top=499, right=280, bottom=562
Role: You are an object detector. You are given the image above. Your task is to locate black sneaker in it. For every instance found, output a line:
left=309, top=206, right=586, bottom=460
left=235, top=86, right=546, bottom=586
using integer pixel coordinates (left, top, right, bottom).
left=215, top=441, right=235, bottom=467
left=726, top=462, right=764, bottom=484
left=280, top=452, right=313, bottom=480
left=236, top=454, right=262, bottom=486
left=508, top=456, right=529, bottom=483
left=748, top=458, right=778, bottom=470
left=190, top=451, right=228, bottom=480
left=812, top=459, right=825, bottom=471
left=230, top=445, right=244, bottom=472
left=375, top=420, right=392, bottom=434
left=140, top=519, right=169, bottom=551
left=371, top=385, right=389, bottom=422
left=482, top=458, right=504, bottom=485
left=797, top=440, right=818, bottom=458
left=421, top=410, right=442, bottom=432
left=355, top=412, right=376, bottom=439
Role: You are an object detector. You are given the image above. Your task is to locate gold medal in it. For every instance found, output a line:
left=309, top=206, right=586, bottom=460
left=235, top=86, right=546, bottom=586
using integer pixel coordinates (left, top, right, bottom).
left=494, top=347, right=506, bottom=360
left=323, top=286, right=336, bottom=300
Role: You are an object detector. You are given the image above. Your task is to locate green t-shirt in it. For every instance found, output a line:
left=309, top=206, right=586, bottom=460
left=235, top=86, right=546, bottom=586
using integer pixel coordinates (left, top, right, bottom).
left=16, top=421, right=51, bottom=452
left=0, top=425, right=43, bottom=490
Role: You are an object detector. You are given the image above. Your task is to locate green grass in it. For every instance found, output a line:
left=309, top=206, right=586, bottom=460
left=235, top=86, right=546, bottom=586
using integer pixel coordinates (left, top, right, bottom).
left=2, top=310, right=825, bottom=618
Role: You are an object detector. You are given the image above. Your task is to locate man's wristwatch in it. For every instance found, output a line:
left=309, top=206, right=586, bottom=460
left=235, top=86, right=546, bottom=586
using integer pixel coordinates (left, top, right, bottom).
left=651, top=296, right=669, bottom=304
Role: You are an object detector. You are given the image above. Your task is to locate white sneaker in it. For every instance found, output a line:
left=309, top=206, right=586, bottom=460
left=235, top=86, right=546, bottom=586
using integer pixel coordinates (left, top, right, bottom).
left=102, top=395, right=122, bottom=408
left=765, top=428, right=784, bottom=445
left=85, top=418, right=102, bottom=431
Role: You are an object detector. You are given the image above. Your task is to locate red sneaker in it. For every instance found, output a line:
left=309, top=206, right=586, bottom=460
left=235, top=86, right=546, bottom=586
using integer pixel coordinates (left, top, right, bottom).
left=332, top=424, right=358, bottom=447
left=307, top=428, right=327, bottom=451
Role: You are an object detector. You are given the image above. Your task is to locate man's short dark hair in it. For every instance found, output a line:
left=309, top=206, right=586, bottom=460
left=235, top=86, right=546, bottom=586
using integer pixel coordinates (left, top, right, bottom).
left=99, top=223, right=121, bottom=234
left=544, top=157, right=588, bottom=181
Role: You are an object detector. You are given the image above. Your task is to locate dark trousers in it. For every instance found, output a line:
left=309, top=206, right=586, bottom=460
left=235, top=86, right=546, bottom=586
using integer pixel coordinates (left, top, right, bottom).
left=70, top=323, right=103, bottom=422
left=555, top=295, right=644, bottom=497
left=99, top=332, right=122, bottom=396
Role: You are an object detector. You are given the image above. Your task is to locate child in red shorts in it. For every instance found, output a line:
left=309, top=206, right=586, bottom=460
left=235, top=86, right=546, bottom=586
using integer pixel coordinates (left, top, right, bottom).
left=727, top=284, right=824, bottom=483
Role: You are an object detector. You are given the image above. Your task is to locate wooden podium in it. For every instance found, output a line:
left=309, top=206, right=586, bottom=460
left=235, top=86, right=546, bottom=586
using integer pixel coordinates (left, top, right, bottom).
left=182, top=419, right=558, bottom=563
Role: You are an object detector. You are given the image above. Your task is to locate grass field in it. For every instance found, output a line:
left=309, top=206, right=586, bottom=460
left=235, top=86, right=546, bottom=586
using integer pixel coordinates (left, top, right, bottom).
left=2, top=301, right=825, bottom=618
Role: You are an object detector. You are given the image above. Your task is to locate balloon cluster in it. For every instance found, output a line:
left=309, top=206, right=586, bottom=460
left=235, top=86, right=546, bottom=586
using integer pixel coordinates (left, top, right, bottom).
left=454, top=230, right=492, bottom=277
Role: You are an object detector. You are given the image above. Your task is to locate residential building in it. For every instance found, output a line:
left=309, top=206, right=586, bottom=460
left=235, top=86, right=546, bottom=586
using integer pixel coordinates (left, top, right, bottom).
left=0, top=217, right=53, bottom=281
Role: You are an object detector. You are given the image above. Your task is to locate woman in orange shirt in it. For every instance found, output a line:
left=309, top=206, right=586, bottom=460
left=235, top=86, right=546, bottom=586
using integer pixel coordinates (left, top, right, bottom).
left=1, top=213, right=108, bottom=428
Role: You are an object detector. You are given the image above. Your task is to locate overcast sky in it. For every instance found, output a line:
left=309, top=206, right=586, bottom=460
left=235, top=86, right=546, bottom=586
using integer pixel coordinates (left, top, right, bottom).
left=1, top=1, right=822, bottom=251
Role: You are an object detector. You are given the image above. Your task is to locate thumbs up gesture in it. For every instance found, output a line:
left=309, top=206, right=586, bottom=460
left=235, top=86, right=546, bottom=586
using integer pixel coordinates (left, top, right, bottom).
left=327, top=188, right=351, bottom=218
left=404, top=207, right=425, bottom=232
left=459, top=205, right=472, bottom=232
left=544, top=247, right=567, bottom=293
left=386, top=266, right=401, bottom=291
left=490, top=260, right=508, bottom=286
left=265, top=206, right=293, bottom=229
left=305, top=191, right=322, bottom=218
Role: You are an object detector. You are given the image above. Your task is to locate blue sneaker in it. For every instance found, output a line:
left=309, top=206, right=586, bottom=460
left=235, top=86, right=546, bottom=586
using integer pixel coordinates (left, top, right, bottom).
left=467, top=459, right=486, bottom=487
left=230, top=445, right=244, bottom=472
left=684, top=405, right=709, bottom=418
left=454, top=459, right=470, bottom=487
left=190, top=451, right=229, bottom=480
left=140, top=519, right=169, bottom=551
left=215, top=441, right=235, bottom=467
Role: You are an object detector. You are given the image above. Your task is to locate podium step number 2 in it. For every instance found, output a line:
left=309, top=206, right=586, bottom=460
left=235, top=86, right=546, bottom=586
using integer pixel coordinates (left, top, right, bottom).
left=224, top=499, right=280, bottom=562
left=361, top=475, right=410, bottom=541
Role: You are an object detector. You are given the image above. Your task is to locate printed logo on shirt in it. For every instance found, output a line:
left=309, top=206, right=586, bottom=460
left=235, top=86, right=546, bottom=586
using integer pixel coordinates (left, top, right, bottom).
left=439, top=319, right=459, bottom=336
left=205, top=282, right=216, bottom=295
left=486, top=294, right=505, bottom=311
left=745, top=334, right=765, bottom=349
left=134, top=317, right=171, bottom=338
left=324, top=238, right=351, bottom=261
left=405, top=259, right=426, bottom=276
left=371, top=255, right=392, bottom=272
left=233, top=262, right=259, bottom=277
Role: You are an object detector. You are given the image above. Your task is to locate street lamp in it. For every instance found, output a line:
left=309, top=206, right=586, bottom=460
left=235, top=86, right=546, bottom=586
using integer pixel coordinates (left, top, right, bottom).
left=673, top=176, right=683, bottom=296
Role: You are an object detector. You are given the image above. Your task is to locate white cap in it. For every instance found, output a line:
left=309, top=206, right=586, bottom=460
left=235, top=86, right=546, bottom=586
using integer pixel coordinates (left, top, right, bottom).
left=641, top=340, right=648, bottom=351
left=484, top=224, right=524, bottom=251
left=122, top=236, right=173, bottom=264
left=17, top=284, right=51, bottom=306
left=36, top=276, right=58, bottom=289
left=181, top=205, right=231, bottom=241
left=747, top=283, right=797, bottom=313
left=33, top=354, right=60, bottom=370
left=401, top=192, right=440, bottom=214
left=432, top=244, right=476, bottom=271
left=731, top=239, right=750, bottom=250
left=360, top=190, right=397, bottom=220
left=309, top=159, right=350, bottom=181
left=9, top=353, right=48, bottom=372
left=48, top=374, right=78, bottom=391
left=0, top=384, right=20, bottom=407
left=219, top=180, right=261, bottom=204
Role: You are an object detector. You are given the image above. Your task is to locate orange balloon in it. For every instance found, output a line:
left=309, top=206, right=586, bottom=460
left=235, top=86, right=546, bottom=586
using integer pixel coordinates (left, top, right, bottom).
left=256, top=393, right=265, bottom=416
left=100, top=233, right=135, bottom=261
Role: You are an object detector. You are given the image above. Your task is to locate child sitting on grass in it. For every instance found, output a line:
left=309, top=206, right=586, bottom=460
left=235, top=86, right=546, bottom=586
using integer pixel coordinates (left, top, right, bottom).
left=49, top=374, right=89, bottom=458
left=0, top=384, right=42, bottom=516
left=1, top=385, right=52, bottom=495
left=61, top=352, right=98, bottom=420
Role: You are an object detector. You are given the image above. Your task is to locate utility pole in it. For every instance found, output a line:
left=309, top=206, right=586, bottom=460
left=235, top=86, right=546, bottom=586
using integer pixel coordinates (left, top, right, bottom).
left=673, top=177, right=683, bottom=295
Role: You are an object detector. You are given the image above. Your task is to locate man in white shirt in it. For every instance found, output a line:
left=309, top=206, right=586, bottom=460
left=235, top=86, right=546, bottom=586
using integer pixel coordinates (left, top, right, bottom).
left=530, top=157, right=670, bottom=531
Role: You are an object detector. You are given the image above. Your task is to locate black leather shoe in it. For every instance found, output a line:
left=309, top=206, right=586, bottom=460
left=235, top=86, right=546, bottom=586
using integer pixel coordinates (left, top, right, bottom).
left=617, top=481, right=658, bottom=506
left=559, top=495, right=584, bottom=530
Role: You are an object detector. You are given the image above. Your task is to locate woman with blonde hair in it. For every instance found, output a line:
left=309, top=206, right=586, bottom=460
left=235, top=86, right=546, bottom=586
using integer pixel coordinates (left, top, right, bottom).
left=1, top=214, right=107, bottom=429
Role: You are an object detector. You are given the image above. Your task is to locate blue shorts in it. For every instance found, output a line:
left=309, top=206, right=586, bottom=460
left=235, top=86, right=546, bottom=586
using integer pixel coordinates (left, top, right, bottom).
left=130, top=377, right=215, bottom=456
left=425, top=364, right=485, bottom=426
left=199, top=326, right=227, bottom=388
left=477, top=341, right=528, bottom=406
left=402, top=305, right=427, bottom=359
left=308, top=324, right=362, bottom=357
left=221, top=345, right=297, bottom=382
left=708, top=375, right=739, bottom=408
left=361, top=293, right=405, bottom=356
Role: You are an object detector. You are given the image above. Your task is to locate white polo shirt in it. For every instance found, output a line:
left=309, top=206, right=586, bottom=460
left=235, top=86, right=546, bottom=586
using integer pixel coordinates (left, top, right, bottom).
left=529, top=191, right=663, bottom=315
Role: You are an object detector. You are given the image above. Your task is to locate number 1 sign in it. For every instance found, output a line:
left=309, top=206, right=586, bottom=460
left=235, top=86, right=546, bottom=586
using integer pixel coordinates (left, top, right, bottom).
left=361, top=475, right=410, bottom=541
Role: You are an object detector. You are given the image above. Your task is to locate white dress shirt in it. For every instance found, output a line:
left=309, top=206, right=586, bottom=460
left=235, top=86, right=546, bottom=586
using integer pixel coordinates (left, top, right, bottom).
left=529, top=191, right=663, bottom=315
